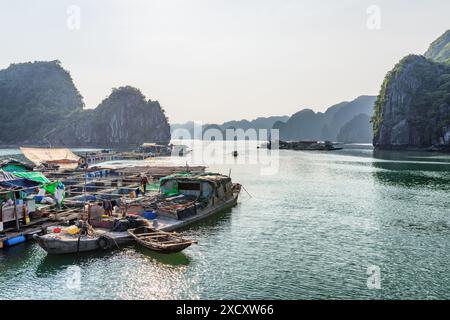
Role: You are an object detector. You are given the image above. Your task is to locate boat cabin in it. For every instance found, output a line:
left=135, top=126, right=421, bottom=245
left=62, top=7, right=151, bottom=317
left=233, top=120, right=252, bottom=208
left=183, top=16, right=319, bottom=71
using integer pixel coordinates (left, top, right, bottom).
left=160, top=173, right=234, bottom=202
left=156, top=173, right=236, bottom=221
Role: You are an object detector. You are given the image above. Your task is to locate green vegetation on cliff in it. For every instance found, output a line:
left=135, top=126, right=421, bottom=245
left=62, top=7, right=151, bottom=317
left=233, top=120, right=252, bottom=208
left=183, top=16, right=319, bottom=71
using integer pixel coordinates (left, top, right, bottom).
left=372, top=55, right=421, bottom=138
left=425, top=30, right=450, bottom=64
left=372, top=30, right=450, bottom=149
left=0, top=61, right=171, bottom=147
left=0, top=60, right=84, bottom=144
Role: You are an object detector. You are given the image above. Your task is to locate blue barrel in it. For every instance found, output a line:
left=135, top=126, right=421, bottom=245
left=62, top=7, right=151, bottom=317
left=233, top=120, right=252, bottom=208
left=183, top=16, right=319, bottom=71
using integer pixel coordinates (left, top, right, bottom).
left=143, top=211, right=157, bottom=220
left=5, top=235, right=26, bottom=247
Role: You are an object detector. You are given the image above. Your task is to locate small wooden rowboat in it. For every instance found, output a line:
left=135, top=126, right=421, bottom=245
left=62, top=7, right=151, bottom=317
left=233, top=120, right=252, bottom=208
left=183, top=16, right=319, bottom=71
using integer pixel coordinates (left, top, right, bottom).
left=127, top=226, right=196, bottom=254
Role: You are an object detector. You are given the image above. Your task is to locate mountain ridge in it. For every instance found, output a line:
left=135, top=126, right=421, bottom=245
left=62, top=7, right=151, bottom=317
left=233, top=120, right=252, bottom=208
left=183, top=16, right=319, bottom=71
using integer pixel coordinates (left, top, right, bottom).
left=171, top=115, right=289, bottom=140
left=275, top=95, right=376, bottom=142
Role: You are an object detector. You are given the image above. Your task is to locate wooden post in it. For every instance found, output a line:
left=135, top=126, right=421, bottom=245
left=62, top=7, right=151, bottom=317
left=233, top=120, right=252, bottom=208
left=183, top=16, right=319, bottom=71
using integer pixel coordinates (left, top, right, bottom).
left=82, top=152, right=88, bottom=220
left=12, top=192, right=19, bottom=231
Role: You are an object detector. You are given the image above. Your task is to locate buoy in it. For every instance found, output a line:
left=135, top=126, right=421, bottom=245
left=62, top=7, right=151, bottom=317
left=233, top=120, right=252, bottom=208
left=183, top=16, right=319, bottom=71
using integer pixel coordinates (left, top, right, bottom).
left=4, top=235, right=26, bottom=247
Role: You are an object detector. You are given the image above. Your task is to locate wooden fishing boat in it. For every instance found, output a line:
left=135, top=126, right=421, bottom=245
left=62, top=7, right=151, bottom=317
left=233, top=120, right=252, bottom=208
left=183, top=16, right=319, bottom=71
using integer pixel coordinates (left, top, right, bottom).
left=33, top=230, right=134, bottom=255
left=153, top=173, right=242, bottom=231
left=128, top=226, right=196, bottom=253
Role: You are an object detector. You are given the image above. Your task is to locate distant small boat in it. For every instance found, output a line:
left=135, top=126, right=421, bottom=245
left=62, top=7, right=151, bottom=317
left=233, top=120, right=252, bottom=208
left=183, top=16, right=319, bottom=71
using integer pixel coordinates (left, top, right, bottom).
left=128, top=226, right=196, bottom=254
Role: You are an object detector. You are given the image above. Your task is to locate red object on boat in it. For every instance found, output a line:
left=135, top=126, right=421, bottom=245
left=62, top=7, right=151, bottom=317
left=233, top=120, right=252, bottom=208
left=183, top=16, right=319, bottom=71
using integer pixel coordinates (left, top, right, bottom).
left=53, top=228, right=62, bottom=233
left=127, top=213, right=140, bottom=217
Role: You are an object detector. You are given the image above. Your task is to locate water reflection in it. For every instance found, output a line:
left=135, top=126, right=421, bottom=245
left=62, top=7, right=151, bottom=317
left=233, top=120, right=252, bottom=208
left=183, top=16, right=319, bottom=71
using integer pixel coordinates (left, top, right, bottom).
left=373, top=160, right=450, bottom=172
left=373, top=170, right=450, bottom=189
left=373, top=149, right=450, bottom=164
left=372, top=150, right=450, bottom=189
left=389, top=219, right=450, bottom=233
left=175, top=207, right=234, bottom=233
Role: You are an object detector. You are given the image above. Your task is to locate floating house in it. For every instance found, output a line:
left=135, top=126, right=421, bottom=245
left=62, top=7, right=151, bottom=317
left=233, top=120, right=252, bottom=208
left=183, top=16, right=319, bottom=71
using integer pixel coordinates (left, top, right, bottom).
left=134, top=143, right=172, bottom=157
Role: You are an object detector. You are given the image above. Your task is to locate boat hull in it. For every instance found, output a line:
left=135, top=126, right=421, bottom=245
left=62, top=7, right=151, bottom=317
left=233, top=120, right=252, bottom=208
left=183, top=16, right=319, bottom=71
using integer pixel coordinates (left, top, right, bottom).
left=137, top=241, right=192, bottom=253
left=128, top=226, right=195, bottom=254
left=33, top=232, right=133, bottom=255
left=160, top=192, right=240, bottom=232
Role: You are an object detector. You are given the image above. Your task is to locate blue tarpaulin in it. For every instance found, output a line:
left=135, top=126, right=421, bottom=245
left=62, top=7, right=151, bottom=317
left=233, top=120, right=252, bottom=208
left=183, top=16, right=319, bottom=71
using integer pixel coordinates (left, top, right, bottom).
left=0, top=170, right=40, bottom=190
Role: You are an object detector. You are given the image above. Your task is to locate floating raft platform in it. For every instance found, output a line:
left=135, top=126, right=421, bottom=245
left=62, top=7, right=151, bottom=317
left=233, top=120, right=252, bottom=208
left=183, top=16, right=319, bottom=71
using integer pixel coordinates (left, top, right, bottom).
left=269, top=140, right=343, bottom=151
left=1, top=164, right=206, bottom=249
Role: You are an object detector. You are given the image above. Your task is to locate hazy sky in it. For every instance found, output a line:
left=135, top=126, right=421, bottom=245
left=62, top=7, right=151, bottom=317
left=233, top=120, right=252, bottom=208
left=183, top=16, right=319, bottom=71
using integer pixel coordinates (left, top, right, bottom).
left=0, top=0, right=449, bottom=123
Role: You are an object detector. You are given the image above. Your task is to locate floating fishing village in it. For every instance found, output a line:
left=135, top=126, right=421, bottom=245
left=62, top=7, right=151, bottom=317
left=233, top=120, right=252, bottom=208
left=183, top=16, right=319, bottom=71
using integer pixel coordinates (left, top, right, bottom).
left=0, top=145, right=241, bottom=255
left=0, top=138, right=342, bottom=255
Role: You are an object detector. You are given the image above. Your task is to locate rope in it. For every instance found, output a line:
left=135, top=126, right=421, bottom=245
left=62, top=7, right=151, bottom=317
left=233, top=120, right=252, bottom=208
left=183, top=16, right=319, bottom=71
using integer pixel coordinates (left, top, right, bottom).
left=241, top=185, right=253, bottom=198
left=101, top=233, right=120, bottom=249
left=76, top=233, right=82, bottom=255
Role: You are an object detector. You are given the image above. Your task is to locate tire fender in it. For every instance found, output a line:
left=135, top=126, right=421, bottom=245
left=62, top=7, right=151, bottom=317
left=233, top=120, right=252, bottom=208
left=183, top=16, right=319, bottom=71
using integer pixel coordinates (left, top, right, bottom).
left=98, top=236, right=112, bottom=250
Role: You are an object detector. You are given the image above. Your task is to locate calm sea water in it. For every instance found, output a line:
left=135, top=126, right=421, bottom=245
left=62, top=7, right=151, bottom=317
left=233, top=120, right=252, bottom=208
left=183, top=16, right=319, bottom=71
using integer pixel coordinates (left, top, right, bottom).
left=1, top=142, right=449, bottom=299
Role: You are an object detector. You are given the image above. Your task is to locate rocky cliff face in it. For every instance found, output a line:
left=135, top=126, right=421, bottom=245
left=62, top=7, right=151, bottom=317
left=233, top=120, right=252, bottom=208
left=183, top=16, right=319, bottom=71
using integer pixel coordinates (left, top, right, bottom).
left=372, top=30, right=450, bottom=150
left=0, top=61, right=171, bottom=147
left=54, top=86, right=171, bottom=147
left=0, top=61, right=84, bottom=145
left=337, top=113, right=373, bottom=143
left=276, top=108, right=325, bottom=140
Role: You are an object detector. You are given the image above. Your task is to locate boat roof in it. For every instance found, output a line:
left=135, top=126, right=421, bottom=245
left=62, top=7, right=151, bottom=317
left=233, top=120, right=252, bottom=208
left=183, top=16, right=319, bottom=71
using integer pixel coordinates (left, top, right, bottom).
left=20, top=147, right=80, bottom=165
left=0, top=169, right=42, bottom=192
left=160, top=172, right=231, bottom=185
left=0, top=159, right=34, bottom=171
